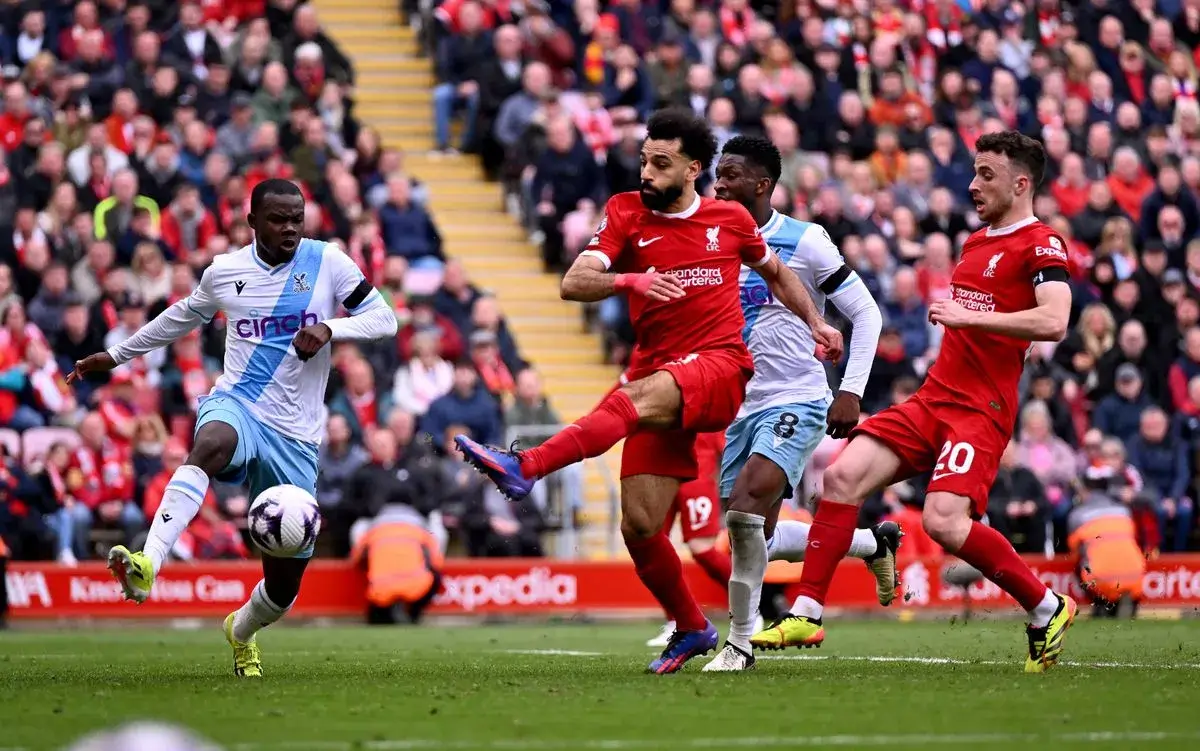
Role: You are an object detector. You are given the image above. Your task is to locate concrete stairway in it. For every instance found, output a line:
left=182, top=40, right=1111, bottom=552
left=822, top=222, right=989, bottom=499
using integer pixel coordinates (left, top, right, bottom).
left=313, top=0, right=623, bottom=557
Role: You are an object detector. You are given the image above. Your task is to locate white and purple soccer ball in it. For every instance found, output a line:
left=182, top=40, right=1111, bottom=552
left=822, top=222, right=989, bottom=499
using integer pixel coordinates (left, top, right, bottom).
left=247, top=485, right=322, bottom=558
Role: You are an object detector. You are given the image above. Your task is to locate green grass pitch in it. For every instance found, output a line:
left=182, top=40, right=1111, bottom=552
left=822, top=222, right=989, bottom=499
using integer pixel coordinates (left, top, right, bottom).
left=3, top=618, right=1200, bottom=750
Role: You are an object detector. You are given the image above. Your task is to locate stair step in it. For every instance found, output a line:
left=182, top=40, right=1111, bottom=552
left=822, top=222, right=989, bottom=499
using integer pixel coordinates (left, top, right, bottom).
left=355, top=103, right=432, bottom=119
left=325, top=26, right=412, bottom=41
left=518, top=348, right=604, bottom=365
left=512, top=331, right=599, bottom=349
left=352, top=72, right=434, bottom=88
left=424, top=181, right=502, bottom=200
left=373, top=121, right=435, bottom=136
left=539, top=363, right=622, bottom=379
left=355, top=90, right=433, bottom=105
left=319, top=6, right=408, bottom=21
left=435, top=223, right=526, bottom=241
left=454, top=255, right=542, bottom=273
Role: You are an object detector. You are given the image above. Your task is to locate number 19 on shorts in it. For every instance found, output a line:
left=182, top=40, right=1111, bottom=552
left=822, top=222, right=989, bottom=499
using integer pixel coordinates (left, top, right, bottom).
left=933, top=441, right=975, bottom=480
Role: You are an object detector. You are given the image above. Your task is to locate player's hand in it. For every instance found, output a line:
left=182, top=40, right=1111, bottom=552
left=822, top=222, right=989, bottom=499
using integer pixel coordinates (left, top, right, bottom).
left=614, top=272, right=686, bottom=302
left=292, top=323, right=333, bottom=362
left=67, top=352, right=117, bottom=383
left=928, top=299, right=978, bottom=329
left=812, top=320, right=844, bottom=361
left=825, top=391, right=860, bottom=439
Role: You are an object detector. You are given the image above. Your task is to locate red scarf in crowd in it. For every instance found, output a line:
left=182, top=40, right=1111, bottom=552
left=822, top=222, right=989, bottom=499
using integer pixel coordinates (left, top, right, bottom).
left=923, top=3, right=963, bottom=50
left=349, top=390, right=378, bottom=431
left=348, top=234, right=387, bottom=287
left=1037, top=10, right=1060, bottom=48
left=718, top=5, right=756, bottom=47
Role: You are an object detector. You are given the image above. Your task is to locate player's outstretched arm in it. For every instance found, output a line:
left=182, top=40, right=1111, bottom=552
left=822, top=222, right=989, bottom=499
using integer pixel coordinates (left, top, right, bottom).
left=825, top=271, right=883, bottom=437
left=70, top=298, right=208, bottom=382
left=757, top=254, right=844, bottom=361
left=928, top=279, right=1070, bottom=342
left=560, top=254, right=684, bottom=303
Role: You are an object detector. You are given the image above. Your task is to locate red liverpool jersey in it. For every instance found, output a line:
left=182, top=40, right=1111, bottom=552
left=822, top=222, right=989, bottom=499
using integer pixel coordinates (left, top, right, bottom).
left=922, top=216, right=1070, bottom=430
left=582, top=192, right=769, bottom=372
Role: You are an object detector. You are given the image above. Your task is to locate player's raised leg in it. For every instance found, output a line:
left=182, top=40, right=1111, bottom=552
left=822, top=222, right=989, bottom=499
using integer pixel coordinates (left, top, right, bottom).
left=751, top=435, right=902, bottom=650
left=456, top=372, right=671, bottom=501
left=108, top=419, right=238, bottom=603
left=922, top=490, right=1075, bottom=673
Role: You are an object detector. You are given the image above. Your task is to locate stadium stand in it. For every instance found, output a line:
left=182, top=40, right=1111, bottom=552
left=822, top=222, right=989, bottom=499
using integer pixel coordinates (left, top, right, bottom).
left=2, top=0, right=1200, bottom=565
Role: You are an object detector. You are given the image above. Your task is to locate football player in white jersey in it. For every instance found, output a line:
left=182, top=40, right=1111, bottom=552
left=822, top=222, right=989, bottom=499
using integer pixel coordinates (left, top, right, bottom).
left=702, top=137, right=896, bottom=671
left=69, top=179, right=398, bottom=676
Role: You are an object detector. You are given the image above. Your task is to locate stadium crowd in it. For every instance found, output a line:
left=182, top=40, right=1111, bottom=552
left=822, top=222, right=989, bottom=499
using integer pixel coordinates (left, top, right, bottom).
left=432, top=0, right=1200, bottom=554
left=0, top=0, right=554, bottom=565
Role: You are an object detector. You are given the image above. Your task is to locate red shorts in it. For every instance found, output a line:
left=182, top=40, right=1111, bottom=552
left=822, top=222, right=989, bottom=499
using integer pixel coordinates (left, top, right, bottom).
left=620, top=350, right=751, bottom=481
left=666, top=432, right=725, bottom=542
left=850, top=393, right=1009, bottom=517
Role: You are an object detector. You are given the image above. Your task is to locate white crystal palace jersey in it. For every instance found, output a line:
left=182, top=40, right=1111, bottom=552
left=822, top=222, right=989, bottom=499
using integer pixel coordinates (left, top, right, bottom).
left=737, top=211, right=852, bottom=417
left=185, top=238, right=387, bottom=444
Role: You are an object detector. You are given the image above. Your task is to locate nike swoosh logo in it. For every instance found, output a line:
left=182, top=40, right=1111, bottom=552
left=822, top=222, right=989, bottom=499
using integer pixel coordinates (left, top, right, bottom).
left=638, top=236, right=663, bottom=247
left=930, top=472, right=955, bottom=483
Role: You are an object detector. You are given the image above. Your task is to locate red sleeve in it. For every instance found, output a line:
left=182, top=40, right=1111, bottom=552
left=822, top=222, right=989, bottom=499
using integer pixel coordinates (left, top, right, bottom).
left=579, top=195, right=633, bottom=271
left=1168, top=363, right=1196, bottom=415
left=731, top=205, right=769, bottom=268
left=1025, top=228, right=1070, bottom=277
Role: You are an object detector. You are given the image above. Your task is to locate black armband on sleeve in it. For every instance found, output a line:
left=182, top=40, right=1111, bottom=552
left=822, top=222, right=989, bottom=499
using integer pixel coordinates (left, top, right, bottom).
left=342, top=279, right=374, bottom=310
left=819, top=265, right=853, bottom=295
left=1031, top=267, right=1070, bottom=286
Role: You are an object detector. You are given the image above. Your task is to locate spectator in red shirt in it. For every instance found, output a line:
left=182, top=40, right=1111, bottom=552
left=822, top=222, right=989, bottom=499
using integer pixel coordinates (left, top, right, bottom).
left=160, top=183, right=219, bottom=259
left=65, top=411, right=144, bottom=556
left=0, top=82, right=32, bottom=152
left=1051, top=152, right=1092, bottom=218
left=57, top=0, right=114, bottom=63
left=105, top=88, right=139, bottom=154
left=1107, top=146, right=1156, bottom=222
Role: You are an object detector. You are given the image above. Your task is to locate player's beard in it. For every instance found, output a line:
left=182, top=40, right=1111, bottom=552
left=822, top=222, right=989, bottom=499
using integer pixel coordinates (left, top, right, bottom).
left=640, top=181, right=684, bottom=212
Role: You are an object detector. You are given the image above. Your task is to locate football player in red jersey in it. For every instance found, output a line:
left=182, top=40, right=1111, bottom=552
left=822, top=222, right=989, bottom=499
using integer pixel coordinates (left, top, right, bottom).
left=752, top=131, right=1079, bottom=673
left=456, top=109, right=843, bottom=673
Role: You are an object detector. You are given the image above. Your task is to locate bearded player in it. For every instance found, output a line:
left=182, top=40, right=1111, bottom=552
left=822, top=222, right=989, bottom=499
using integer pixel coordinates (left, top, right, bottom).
left=701, top=135, right=897, bottom=671
left=751, top=131, right=1077, bottom=673
left=456, top=108, right=843, bottom=674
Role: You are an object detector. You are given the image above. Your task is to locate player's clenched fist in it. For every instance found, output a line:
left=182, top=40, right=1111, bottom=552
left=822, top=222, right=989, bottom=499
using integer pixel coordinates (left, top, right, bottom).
left=292, top=322, right=333, bottom=361
left=928, top=298, right=976, bottom=329
left=812, top=320, right=844, bottom=361
left=67, top=352, right=117, bottom=383
left=615, top=272, right=686, bottom=302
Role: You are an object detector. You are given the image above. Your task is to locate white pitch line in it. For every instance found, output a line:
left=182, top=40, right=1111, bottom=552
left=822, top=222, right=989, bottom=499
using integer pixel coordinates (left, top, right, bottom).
left=755, top=654, right=1200, bottom=670
left=501, top=649, right=606, bottom=657
left=233, top=730, right=1200, bottom=751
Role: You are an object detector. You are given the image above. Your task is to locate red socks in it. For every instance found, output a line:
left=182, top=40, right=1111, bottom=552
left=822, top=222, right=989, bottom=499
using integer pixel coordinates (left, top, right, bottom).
left=521, top=390, right=640, bottom=479
left=626, top=532, right=707, bottom=632
left=691, top=546, right=732, bottom=591
left=793, top=500, right=859, bottom=606
left=954, top=521, right=1049, bottom=611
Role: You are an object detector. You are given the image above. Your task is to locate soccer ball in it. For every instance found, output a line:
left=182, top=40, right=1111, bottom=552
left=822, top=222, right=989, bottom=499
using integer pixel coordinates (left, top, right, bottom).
left=247, top=485, right=322, bottom=558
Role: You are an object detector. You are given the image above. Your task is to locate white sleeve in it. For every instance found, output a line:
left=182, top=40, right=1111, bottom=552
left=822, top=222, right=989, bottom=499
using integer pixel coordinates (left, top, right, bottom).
left=828, top=273, right=882, bottom=398
left=801, top=224, right=848, bottom=288
left=106, top=299, right=206, bottom=365
left=106, top=265, right=217, bottom=364
left=322, top=244, right=398, bottom=341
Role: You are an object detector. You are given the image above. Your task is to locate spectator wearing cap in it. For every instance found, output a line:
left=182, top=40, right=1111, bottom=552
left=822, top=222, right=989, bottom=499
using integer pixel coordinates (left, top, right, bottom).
left=420, top=360, right=501, bottom=447
left=1095, top=363, right=1155, bottom=445
left=195, top=62, right=235, bottom=128
left=469, top=329, right=515, bottom=401
left=94, top=168, right=159, bottom=243
left=1126, top=406, right=1195, bottom=553
left=1097, top=319, right=1167, bottom=403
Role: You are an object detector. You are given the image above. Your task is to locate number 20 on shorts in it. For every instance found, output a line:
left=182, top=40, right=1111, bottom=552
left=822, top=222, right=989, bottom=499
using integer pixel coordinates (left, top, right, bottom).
left=934, top=441, right=975, bottom=479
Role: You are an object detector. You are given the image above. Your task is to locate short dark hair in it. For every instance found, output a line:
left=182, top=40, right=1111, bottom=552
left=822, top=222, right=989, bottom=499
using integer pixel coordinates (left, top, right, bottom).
left=250, top=178, right=303, bottom=213
left=645, top=108, right=718, bottom=171
left=721, top=135, right=783, bottom=185
left=975, top=131, right=1047, bottom=188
